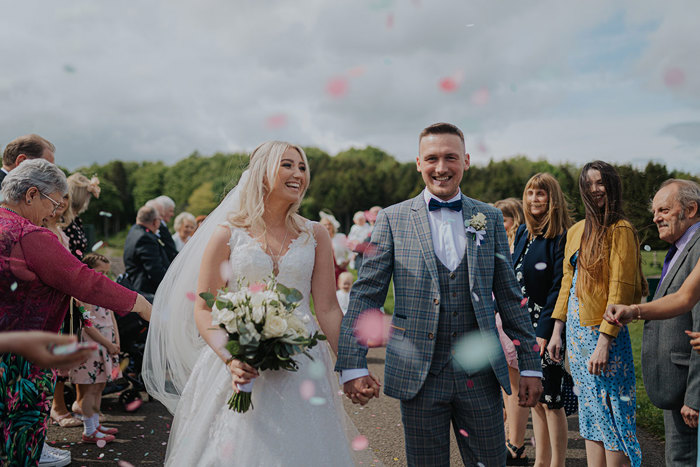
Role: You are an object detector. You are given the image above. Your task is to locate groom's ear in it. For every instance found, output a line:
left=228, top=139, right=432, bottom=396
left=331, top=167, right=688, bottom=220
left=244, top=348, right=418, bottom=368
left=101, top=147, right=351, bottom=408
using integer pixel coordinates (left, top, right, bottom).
left=415, top=155, right=421, bottom=172
left=464, top=153, right=470, bottom=171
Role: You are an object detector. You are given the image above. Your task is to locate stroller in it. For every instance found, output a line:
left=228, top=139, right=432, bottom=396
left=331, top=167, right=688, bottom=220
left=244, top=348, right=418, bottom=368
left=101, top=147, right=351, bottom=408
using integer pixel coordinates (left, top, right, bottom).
left=110, top=311, right=150, bottom=409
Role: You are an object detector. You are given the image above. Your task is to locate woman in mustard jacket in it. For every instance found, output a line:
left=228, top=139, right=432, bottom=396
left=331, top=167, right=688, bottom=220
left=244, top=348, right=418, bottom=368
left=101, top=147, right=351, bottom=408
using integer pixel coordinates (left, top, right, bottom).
left=547, top=161, right=644, bottom=467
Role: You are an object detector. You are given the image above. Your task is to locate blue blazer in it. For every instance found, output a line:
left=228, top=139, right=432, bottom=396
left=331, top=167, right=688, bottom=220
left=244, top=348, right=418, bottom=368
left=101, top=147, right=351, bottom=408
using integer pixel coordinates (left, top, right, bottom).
left=511, top=224, right=566, bottom=340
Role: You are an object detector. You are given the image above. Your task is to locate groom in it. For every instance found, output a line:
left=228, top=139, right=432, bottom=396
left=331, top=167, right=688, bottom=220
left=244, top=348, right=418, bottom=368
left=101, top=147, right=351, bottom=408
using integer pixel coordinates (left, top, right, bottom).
left=336, top=123, right=543, bottom=466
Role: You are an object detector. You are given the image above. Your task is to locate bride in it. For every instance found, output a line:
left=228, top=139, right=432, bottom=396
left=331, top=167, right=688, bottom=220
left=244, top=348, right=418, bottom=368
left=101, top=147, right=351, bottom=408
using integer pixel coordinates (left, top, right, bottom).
left=143, top=141, right=377, bottom=466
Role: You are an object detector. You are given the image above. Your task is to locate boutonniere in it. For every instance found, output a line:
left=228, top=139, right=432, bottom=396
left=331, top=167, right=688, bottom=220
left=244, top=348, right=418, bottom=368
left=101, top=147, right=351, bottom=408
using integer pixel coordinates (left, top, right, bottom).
left=465, top=212, right=487, bottom=246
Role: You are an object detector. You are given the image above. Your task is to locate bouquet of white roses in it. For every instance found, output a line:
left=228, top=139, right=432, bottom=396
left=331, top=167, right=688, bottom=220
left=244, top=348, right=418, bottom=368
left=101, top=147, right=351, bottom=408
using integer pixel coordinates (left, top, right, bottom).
left=200, top=278, right=326, bottom=412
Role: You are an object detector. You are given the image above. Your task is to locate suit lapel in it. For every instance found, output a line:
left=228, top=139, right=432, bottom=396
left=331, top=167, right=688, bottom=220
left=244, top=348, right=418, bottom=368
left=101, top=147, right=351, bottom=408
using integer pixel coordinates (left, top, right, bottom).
left=461, top=196, right=479, bottom=289
left=654, top=229, right=700, bottom=299
left=410, top=195, right=439, bottom=285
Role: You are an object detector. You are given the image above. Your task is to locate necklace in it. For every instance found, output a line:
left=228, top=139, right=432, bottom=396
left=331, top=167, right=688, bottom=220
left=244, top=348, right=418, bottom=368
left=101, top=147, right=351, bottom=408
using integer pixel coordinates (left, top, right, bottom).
left=1, top=205, right=19, bottom=216
left=265, top=229, right=290, bottom=261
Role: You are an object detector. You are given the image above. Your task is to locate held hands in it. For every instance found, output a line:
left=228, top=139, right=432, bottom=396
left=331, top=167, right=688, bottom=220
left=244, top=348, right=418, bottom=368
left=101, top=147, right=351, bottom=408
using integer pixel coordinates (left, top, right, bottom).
left=603, top=304, right=635, bottom=326
left=686, top=330, right=700, bottom=354
left=226, top=358, right=259, bottom=393
left=518, top=376, right=543, bottom=407
left=681, top=405, right=699, bottom=428
left=588, top=333, right=612, bottom=375
left=343, top=374, right=381, bottom=406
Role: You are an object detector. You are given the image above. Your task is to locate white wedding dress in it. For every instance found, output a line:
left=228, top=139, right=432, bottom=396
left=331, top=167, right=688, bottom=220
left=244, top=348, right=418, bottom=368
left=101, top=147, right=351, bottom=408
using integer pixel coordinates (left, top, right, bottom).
left=164, top=221, right=366, bottom=466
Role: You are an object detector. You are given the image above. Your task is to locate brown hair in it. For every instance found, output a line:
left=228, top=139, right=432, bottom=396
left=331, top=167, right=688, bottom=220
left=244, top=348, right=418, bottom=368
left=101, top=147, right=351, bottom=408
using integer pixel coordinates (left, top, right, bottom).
left=82, top=253, right=110, bottom=270
left=2, top=134, right=55, bottom=166
left=419, top=122, right=465, bottom=145
left=522, top=173, right=573, bottom=240
left=494, top=198, right=524, bottom=248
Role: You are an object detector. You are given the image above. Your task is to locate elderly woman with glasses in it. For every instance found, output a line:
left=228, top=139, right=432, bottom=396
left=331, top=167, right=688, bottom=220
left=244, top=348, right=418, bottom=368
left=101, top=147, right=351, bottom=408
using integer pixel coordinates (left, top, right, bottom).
left=0, top=159, right=152, bottom=466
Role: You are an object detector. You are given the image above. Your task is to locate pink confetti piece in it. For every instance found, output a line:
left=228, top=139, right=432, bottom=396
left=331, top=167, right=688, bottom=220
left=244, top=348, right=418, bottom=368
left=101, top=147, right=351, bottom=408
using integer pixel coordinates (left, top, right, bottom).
left=347, top=65, right=366, bottom=77
left=470, top=87, right=490, bottom=106
left=185, top=291, right=196, bottom=302
left=386, top=13, right=394, bottom=28
left=439, top=77, right=458, bottom=92
left=664, top=67, right=685, bottom=88
left=353, top=309, right=391, bottom=347
left=533, top=344, right=540, bottom=353
left=125, top=399, right=142, bottom=412
left=326, top=76, right=349, bottom=97
left=520, top=298, right=528, bottom=307
left=459, top=428, right=469, bottom=437
left=512, top=339, right=520, bottom=346
left=466, top=379, right=474, bottom=389
left=75, top=250, right=82, bottom=257
left=265, top=114, right=287, bottom=129
left=299, top=380, right=315, bottom=400
left=534, top=262, right=547, bottom=271
left=249, top=282, right=266, bottom=293
left=96, top=439, right=106, bottom=448
left=352, top=435, right=369, bottom=451
left=111, top=366, right=120, bottom=380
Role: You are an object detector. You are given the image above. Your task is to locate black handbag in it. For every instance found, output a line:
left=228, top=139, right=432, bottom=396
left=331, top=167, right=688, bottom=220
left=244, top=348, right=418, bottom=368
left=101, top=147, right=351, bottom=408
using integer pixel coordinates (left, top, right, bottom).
left=561, top=370, right=579, bottom=416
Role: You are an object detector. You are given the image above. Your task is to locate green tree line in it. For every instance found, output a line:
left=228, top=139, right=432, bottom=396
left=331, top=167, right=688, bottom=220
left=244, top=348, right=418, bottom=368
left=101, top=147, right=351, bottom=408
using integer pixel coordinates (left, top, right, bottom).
left=72, top=148, right=698, bottom=250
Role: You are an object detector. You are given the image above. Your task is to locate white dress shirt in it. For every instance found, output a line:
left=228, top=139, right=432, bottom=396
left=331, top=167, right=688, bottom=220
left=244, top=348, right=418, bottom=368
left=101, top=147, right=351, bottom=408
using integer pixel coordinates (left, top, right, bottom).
left=340, top=189, right=541, bottom=384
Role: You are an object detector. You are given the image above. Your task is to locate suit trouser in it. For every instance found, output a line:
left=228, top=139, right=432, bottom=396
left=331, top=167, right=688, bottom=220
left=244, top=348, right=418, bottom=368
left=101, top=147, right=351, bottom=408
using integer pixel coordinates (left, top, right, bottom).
left=664, top=409, right=698, bottom=467
left=400, top=363, right=506, bottom=467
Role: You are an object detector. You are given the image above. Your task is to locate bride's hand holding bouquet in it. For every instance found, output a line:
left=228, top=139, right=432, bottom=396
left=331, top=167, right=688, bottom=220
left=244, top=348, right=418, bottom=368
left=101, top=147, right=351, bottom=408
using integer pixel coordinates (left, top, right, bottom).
left=201, top=277, right=326, bottom=412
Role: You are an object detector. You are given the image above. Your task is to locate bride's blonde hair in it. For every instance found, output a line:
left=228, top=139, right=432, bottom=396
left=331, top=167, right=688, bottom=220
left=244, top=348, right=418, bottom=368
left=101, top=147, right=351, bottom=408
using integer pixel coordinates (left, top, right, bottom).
left=227, top=141, right=310, bottom=238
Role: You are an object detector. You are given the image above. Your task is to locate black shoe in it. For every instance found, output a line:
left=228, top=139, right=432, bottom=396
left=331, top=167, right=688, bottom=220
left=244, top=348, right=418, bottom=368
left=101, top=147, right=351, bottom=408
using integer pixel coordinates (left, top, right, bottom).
left=505, top=440, right=529, bottom=466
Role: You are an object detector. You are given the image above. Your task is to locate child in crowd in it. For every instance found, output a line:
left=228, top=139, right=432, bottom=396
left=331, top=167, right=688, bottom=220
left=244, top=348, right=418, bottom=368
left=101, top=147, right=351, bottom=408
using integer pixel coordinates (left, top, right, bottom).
left=336, top=271, right=354, bottom=315
left=70, top=253, right=122, bottom=444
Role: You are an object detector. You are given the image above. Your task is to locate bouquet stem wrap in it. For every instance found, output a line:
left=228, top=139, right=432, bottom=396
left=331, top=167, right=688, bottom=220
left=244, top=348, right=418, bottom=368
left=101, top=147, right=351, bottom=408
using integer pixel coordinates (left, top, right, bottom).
left=230, top=380, right=255, bottom=412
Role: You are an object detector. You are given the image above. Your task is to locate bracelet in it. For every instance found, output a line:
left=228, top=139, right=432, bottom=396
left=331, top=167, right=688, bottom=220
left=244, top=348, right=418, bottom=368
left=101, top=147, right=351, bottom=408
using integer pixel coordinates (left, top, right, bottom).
left=224, top=356, right=234, bottom=365
left=631, top=304, right=642, bottom=322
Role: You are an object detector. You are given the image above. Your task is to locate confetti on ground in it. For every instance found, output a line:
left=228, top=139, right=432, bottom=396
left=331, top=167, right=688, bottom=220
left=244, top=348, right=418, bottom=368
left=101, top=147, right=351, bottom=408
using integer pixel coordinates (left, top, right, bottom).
left=10, top=282, right=17, bottom=291
left=470, top=87, right=489, bottom=106
left=439, top=77, right=458, bottom=92
left=326, top=76, right=349, bottom=97
left=265, top=114, right=287, bottom=129
left=452, top=331, right=501, bottom=372
left=352, top=435, right=369, bottom=451
left=98, top=453, right=104, bottom=459
left=91, top=241, right=104, bottom=251
left=664, top=67, right=685, bottom=88
left=300, top=380, right=315, bottom=400
left=459, top=428, right=469, bottom=437
left=354, top=309, right=392, bottom=347
left=185, top=291, right=196, bottom=302
left=534, top=262, right=547, bottom=271
left=96, top=439, right=106, bottom=448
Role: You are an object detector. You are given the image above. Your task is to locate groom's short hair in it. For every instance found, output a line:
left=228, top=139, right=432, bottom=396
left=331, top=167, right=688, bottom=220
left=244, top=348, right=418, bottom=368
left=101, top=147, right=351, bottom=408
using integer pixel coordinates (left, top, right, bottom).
left=419, top=122, right=464, bottom=145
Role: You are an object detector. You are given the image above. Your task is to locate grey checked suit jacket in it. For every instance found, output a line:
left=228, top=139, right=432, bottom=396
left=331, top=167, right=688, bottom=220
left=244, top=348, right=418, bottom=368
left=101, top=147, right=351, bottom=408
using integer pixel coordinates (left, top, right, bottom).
left=336, top=193, right=541, bottom=400
left=642, top=227, right=700, bottom=411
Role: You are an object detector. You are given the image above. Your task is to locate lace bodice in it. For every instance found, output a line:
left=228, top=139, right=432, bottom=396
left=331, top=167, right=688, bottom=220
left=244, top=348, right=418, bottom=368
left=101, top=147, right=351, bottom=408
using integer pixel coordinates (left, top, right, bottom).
left=223, top=221, right=316, bottom=317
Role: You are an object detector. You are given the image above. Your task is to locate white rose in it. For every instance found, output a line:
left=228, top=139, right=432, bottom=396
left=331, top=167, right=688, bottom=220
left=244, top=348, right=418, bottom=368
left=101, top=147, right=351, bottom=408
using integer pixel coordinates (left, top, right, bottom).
left=250, top=291, right=265, bottom=307
left=262, top=315, right=288, bottom=338
left=287, top=315, right=309, bottom=338
left=252, top=306, right=265, bottom=323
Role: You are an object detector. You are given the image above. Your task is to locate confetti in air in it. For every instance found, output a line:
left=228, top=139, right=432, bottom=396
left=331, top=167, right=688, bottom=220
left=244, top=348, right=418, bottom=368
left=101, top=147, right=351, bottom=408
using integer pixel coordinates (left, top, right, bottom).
left=185, top=291, right=196, bottom=302
left=75, top=250, right=83, bottom=257
left=495, top=253, right=506, bottom=261
left=471, top=87, right=490, bottom=106
left=111, top=366, right=120, bottom=380
left=533, top=344, right=540, bottom=353
left=354, top=309, right=392, bottom=347
left=352, top=435, right=369, bottom=451
left=664, top=67, right=685, bottom=88
left=439, top=77, right=458, bottom=93
left=219, top=261, right=233, bottom=282
left=520, top=298, right=528, bottom=307
left=309, top=397, right=326, bottom=406
left=347, top=65, right=367, bottom=77
left=10, top=282, right=17, bottom=292
left=620, top=395, right=631, bottom=402
left=326, top=76, right=349, bottom=97
left=459, top=429, right=469, bottom=437
left=265, top=114, right=287, bottom=129
left=643, top=245, right=651, bottom=252
left=452, top=331, right=501, bottom=372
left=466, top=379, right=474, bottom=389
left=471, top=292, right=480, bottom=303
left=308, top=360, right=325, bottom=380
left=218, top=441, right=235, bottom=459
left=512, top=339, right=520, bottom=346
left=299, top=380, right=315, bottom=400
left=386, top=13, right=394, bottom=28
left=125, top=399, right=142, bottom=412
left=91, top=240, right=104, bottom=251
left=534, top=262, right=547, bottom=271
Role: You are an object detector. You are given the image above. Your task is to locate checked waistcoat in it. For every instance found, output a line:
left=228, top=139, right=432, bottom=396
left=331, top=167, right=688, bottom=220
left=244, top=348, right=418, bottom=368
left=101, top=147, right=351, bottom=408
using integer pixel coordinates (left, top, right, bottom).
left=429, top=253, right=479, bottom=376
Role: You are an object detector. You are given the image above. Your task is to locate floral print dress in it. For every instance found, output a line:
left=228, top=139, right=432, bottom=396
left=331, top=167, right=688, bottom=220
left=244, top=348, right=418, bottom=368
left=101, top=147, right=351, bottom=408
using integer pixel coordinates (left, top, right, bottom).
left=70, top=305, right=121, bottom=384
left=567, top=254, right=641, bottom=466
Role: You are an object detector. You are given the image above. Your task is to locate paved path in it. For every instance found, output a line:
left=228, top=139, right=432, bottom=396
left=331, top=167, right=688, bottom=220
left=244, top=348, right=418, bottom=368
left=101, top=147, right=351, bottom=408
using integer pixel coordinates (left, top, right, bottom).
left=47, top=349, right=665, bottom=466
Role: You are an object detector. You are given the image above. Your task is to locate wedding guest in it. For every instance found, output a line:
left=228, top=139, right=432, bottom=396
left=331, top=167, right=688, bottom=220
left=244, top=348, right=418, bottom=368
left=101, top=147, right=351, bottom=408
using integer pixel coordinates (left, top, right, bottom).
left=319, top=211, right=351, bottom=285
left=195, top=214, right=207, bottom=230
left=495, top=198, right=525, bottom=253
left=0, top=159, right=151, bottom=466
left=512, top=173, right=572, bottom=466
left=172, top=211, right=196, bottom=251
left=348, top=211, right=371, bottom=270
left=70, top=254, right=122, bottom=444
left=495, top=197, right=529, bottom=465
left=63, top=173, right=101, bottom=259
left=0, top=134, right=55, bottom=186
left=147, top=196, right=178, bottom=261
left=548, top=161, right=644, bottom=467
left=336, top=271, right=354, bottom=315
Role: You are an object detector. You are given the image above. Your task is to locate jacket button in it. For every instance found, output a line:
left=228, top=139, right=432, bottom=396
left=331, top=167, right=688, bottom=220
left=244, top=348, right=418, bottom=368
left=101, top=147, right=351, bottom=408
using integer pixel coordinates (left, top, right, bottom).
left=449, top=272, right=456, bottom=279
left=428, top=333, right=434, bottom=340
left=433, top=298, right=439, bottom=305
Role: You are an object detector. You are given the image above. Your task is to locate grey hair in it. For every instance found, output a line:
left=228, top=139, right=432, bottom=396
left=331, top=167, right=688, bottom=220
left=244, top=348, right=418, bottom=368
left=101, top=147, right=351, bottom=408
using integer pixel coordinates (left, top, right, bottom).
left=659, top=179, right=700, bottom=219
left=173, top=211, right=196, bottom=231
left=155, top=195, right=175, bottom=209
left=136, top=205, right=159, bottom=225
left=1, top=159, right=67, bottom=203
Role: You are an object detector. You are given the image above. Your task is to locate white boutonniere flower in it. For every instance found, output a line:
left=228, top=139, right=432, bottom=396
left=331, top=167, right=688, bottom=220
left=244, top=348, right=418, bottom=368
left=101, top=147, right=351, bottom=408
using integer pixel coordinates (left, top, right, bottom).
left=465, top=212, right=487, bottom=246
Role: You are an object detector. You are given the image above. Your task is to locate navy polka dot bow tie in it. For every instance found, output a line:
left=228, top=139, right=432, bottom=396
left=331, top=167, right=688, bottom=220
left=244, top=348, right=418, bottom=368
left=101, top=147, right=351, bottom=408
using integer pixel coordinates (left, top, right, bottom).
left=428, top=198, right=462, bottom=212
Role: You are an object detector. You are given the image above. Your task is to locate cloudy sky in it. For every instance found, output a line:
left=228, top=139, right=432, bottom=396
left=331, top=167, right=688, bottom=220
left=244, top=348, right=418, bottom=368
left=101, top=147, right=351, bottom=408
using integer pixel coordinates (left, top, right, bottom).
left=1, top=0, right=698, bottom=173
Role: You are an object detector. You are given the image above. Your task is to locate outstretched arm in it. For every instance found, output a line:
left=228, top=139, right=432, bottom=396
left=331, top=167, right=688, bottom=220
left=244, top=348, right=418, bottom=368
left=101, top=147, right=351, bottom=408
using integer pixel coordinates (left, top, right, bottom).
left=0, top=331, right=94, bottom=370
